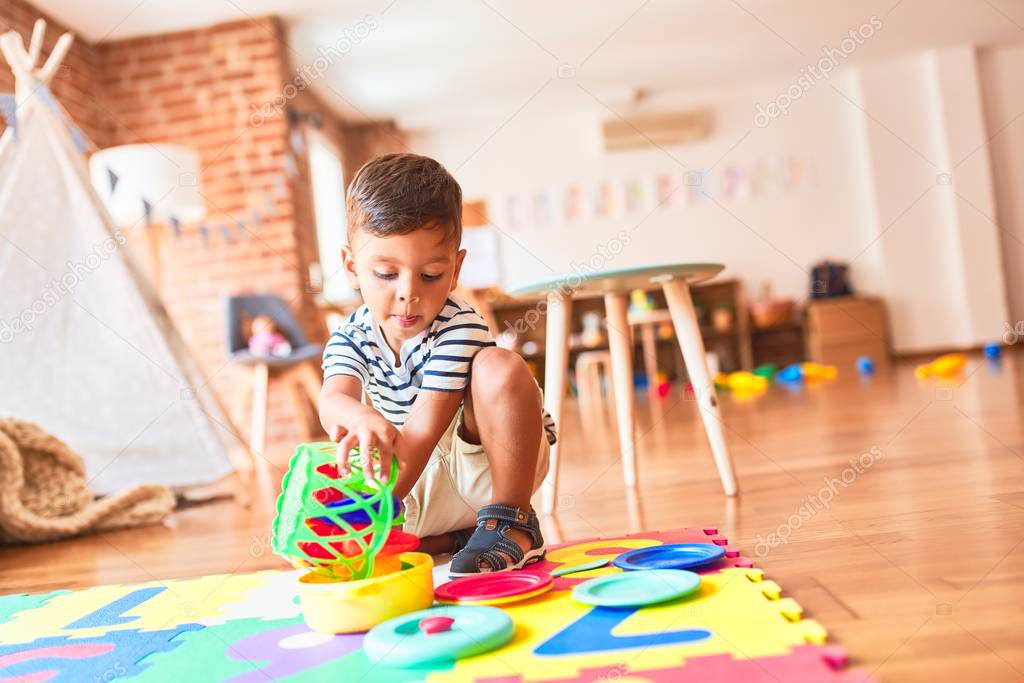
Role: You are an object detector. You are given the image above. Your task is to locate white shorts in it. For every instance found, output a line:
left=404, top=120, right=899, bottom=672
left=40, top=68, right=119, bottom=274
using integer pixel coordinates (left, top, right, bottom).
left=402, top=402, right=550, bottom=539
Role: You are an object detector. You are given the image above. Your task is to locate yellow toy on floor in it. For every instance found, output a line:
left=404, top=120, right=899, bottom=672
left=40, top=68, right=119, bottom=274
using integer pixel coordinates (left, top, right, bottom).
left=800, top=362, right=838, bottom=381
left=915, top=352, right=967, bottom=379
left=716, top=371, right=769, bottom=392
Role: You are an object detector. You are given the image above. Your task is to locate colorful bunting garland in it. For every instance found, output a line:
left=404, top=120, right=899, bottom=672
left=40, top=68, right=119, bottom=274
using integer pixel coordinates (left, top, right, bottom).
left=97, top=163, right=291, bottom=248
left=500, top=156, right=818, bottom=230
left=2, top=82, right=298, bottom=250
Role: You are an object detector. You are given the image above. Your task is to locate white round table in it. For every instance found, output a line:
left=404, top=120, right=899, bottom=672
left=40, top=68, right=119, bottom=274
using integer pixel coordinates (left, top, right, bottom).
left=508, top=263, right=739, bottom=514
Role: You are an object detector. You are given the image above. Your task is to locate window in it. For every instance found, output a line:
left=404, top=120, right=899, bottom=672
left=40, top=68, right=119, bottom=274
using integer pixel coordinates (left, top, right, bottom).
left=308, top=127, right=356, bottom=302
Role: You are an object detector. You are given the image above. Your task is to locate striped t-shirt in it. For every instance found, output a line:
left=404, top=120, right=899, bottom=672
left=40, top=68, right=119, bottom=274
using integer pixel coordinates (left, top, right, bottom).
left=322, top=297, right=557, bottom=445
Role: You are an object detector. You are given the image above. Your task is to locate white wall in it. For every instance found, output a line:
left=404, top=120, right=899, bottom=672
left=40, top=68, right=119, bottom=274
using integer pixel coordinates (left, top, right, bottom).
left=410, top=45, right=1012, bottom=353
left=413, top=72, right=872, bottom=298
left=978, top=43, right=1024, bottom=332
left=850, top=47, right=1007, bottom=350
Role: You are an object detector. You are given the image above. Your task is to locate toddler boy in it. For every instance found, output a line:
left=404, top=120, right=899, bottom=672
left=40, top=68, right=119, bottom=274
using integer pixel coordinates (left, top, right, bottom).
left=319, top=153, right=556, bottom=575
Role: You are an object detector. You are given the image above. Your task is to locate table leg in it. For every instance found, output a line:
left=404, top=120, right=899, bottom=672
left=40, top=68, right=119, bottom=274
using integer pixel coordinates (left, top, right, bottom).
left=541, top=292, right=572, bottom=515
left=604, top=292, right=637, bottom=488
left=640, top=322, right=659, bottom=395
left=662, top=279, right=738, bottom=496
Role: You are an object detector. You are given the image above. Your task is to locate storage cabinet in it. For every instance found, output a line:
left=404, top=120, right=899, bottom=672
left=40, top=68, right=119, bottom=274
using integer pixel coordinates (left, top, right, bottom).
left=805, top=296, right=890, bottom=369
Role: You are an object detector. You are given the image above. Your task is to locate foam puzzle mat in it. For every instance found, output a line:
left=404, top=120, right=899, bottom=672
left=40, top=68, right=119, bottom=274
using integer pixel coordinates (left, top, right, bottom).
left=0, top=528, right=874, bottom=681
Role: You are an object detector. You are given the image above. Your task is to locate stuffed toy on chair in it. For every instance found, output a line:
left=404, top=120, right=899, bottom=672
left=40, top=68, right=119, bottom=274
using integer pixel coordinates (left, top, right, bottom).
left=247, top=314, right=293, bottom=358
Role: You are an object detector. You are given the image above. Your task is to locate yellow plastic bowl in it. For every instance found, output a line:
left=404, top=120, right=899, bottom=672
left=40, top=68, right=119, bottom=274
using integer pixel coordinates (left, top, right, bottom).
left=297, top=551, right=434, bottom=634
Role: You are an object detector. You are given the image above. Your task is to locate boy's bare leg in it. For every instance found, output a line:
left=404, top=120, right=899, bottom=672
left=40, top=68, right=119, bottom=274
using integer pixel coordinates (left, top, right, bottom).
left=418, top=533, right=458, bottom=555
left=460, top=347, right=543, bottom=568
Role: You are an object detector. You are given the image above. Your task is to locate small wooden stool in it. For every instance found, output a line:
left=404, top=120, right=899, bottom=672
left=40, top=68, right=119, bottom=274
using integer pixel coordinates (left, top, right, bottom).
left=575, top=350, right=613, bottom=420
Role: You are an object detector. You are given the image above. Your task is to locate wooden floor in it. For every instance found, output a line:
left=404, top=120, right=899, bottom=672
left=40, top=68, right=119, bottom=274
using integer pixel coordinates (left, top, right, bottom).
left=2, top=351, right=1023, bottom=682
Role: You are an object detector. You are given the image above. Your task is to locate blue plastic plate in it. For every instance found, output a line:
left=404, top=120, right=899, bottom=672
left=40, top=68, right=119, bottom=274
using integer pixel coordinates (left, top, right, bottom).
left=613, top=543, right=725, bottom=571
left=572, top=569, right=702, bottom=608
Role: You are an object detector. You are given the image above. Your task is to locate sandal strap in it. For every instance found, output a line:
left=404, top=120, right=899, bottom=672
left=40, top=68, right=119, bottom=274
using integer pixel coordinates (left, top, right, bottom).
left=476, top=538, right=524, bottom=571
left=475, top=504, right=542, bottom=548
left=475, top=503, right=530, bottom=526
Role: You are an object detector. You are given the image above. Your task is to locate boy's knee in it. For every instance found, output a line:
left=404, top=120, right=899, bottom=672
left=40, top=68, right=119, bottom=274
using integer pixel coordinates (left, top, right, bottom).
left=470, top=347, right=534, bottom=400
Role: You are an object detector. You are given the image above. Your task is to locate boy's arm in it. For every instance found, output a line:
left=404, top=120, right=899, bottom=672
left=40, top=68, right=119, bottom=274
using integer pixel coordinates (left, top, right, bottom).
left=319, top=375, right=401, bottom=480
left=392, top=389, right=464, bottom=500
left=318, top=374, right=365, bottom=431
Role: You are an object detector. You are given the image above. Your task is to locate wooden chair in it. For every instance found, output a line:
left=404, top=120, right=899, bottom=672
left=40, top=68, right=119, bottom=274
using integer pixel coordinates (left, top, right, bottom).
left=225, top=295, right=323, bottom=458
left=574, top=350, right=613, bottom=423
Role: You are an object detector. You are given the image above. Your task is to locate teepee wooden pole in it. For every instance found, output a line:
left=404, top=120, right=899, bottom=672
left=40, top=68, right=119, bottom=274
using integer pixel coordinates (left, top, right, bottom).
left=27, top=19, right=45, bottom=69
left=38, top=32, right=73, bottom=83
left=0, top=32, right=30, bottom=79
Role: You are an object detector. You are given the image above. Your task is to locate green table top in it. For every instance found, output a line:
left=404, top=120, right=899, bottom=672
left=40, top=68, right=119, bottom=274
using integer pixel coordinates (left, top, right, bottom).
left=507, top=262, right=724, bottom=298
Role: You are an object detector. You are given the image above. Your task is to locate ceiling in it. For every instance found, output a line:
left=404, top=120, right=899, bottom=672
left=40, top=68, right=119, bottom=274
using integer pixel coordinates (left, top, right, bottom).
left=29, top=0, right=1024, bottom=128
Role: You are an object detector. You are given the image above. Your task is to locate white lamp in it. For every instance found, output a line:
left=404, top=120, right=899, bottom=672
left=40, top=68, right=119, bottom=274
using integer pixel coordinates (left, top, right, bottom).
left=89, top=144, right=206, bottom=226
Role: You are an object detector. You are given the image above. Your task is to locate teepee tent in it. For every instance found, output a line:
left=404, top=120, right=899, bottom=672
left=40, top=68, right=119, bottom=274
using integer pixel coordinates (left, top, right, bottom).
left=0, top=21, right=242, bottom=495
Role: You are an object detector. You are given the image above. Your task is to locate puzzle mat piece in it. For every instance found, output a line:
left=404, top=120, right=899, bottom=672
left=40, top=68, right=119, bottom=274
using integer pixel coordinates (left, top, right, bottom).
left=144, top=618, right=454, bottom=683
left=472, top=644, right=875, bottom=682
left=203, top=570, right=303, bottom=625
left=293, top=644, right=454, bottom=683
left=0, top=573, right=273, bottom=644
left=135, top=615, right=367, bottom=683
left=532, top=529, right=752, bottom=592
left=427, top=567, right=826, bottom=682
left=0, top=624, right=200, bottom=682
left=0, top=590, right=69, bottom=625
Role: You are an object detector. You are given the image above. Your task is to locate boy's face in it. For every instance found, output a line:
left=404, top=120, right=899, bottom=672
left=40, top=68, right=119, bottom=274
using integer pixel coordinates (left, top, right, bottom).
left=342, top=226, right=466, bottom=350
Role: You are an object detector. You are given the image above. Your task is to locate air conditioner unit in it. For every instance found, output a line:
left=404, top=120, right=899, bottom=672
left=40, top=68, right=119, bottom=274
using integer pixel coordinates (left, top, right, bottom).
left=602, top=110, right=711, bottom=152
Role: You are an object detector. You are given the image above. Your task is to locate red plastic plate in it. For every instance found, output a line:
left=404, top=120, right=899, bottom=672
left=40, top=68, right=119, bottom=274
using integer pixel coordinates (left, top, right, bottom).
left=435, top=570, right=552, bottom=603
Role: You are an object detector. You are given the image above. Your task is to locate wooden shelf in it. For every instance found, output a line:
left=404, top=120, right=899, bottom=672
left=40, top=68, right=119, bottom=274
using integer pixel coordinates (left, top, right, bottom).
left=472, top=278, right=827, bottom=377
left=750, top=322, right=802, bottom=335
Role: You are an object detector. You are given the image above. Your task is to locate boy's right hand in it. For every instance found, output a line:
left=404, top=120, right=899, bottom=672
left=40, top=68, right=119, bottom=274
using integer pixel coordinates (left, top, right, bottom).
left=330, top=408, right=401, bottom=483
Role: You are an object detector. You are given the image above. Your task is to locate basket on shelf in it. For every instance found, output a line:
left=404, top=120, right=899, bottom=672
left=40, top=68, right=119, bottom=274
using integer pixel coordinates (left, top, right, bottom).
left=749, top=284, right=795, bottom=329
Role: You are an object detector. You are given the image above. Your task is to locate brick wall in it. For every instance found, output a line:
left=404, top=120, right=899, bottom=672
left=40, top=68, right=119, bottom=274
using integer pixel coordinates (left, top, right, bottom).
left=97, top=17, right=332, bottom=462
left=0, top=0, right=106, bottom=145
left=339, top=120, right=406, bottom=186
left=3, top=4, right=409, bottom=464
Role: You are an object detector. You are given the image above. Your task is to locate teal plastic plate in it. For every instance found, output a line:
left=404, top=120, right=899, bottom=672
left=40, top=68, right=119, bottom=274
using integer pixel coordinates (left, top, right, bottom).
left=572, top=569, right=702, bottom=608
left=364, top=605, right=513, bottom=666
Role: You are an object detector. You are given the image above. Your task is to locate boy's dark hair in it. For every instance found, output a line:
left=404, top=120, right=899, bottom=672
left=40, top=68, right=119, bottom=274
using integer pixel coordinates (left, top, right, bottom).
left=346, top=153, right=462, bottom=246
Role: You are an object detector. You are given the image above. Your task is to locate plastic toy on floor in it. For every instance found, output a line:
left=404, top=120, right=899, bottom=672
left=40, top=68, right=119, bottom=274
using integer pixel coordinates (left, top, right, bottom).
left=272, top=443, right=432, bottom=633
left=856, top=356, right=875, bottom=376
left=655, top=370, right=671, bottom=397
left=914, top=352, right=967, bottom=379
left=364, top=605, right=515, bottom=667
left=775, top=362, right=838, bottom=384
left=801, top=362, right=838, bottom=381
left=715, top=371, right=769, bottom=393
left=273, top=443, right=400, bottom=580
